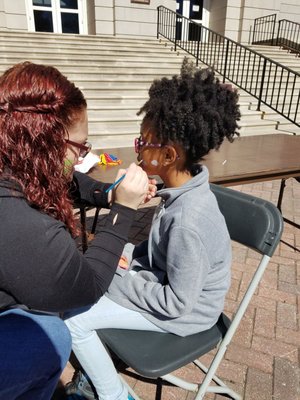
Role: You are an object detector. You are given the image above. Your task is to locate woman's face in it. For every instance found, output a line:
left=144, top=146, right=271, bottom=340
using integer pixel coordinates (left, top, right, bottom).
left=64, top=108, right=89, bottom=175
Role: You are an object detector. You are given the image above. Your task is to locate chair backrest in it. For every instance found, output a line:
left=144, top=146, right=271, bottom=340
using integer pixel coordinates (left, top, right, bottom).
left=210, top=184, right=283, bottom=257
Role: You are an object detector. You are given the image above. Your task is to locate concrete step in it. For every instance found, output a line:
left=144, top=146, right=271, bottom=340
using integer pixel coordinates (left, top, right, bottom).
left=275, top=123, right=300, bottom=135
left=240, top=109, right=264, bottom=120
left=0, top=39, right=176, bottom=56
left=0, top=30, right=298, bottom=148
left=82, top=88, right=148, bottom=96
left=65, top=73, right=176, bottom=82
left=0, top=31, right=163, bottom=46
left=76, top=80, right=153, bottom=89
left=0, top=31, right=162, bottom=46
left=88, top=110, right=141, bottom=121
left=0, top=51, right=181, bottom=63
left=0, top=55, right=184, bottom=66
left=87, top=97, right=147, bottom=107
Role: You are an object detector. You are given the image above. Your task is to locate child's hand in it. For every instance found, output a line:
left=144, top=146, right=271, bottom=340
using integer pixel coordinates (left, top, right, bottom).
left=118, top=255, right=129, bottom=270
left=143, top=178, right=157, bottom=203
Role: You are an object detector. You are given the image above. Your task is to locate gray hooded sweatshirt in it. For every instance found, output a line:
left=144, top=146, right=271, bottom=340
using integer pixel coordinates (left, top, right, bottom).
left=106, top=166, right=231, bottom=337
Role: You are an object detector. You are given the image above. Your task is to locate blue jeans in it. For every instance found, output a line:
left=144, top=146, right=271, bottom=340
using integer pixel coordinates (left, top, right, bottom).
left=65, top=296, right=165, bottom=400
left=0, top=308, right=71, bottom=400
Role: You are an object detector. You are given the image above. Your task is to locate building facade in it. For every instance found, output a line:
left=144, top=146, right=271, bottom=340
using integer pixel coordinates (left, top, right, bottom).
left=0, top=0, right=299, bottom=44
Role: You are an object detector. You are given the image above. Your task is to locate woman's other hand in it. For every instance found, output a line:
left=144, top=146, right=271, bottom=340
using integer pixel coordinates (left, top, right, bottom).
left=114, top=163, right=148, bottom=210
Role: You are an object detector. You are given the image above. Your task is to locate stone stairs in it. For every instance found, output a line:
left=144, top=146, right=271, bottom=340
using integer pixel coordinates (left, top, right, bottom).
left=0, top=30, right=299, bottom=148
left=241, top=44, right=300, bottom=136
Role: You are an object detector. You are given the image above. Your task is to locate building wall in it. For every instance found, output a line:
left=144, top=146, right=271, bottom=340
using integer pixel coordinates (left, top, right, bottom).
left=279, top=0, right=300, bottom=23
left=0, top=0, right=5, bottom=29
left=209, top=0, right=300, bottom=44
left=236, top=0, right=281, bottom=43
left=94, top=0, right=175, bottom=37
left=0, top=0, right=27, bottom=30
left=209, top=0, right=227, bottom=36
left=94, top=0, right=114, bottom=36
left=223, top=0, right=242, bottom=42
left=220, top=0, right=281, bottom=43
left=86, top=0, right=96, bottom=35
left=0, top=0, right=298, bottom=43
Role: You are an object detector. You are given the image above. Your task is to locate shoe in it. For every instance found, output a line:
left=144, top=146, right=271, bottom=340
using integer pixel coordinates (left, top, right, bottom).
left=65, top=370, right=97, bottom=400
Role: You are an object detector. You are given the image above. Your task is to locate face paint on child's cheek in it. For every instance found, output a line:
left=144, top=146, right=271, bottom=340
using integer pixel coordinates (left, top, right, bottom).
left=150, top=160, right=159, bottom=166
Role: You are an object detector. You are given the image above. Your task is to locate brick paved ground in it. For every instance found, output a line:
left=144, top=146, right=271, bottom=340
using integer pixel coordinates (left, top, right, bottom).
left=60, top=177, right=300, bottom=400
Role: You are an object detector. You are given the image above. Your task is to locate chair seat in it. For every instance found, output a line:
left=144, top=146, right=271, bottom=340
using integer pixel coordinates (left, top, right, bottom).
left=97, top=313, right=230, bottom=378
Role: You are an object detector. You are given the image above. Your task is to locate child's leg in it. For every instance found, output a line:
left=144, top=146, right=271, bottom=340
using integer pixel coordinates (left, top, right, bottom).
left=65, top=296, right=164, bottom=400
left=0, top=308, right=71, bottom=400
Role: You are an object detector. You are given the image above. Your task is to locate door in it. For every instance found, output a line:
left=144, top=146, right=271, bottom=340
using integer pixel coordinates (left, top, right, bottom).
left=176, top=0, right=207, bottom=40
left=26, top=0, right=86, bottom=34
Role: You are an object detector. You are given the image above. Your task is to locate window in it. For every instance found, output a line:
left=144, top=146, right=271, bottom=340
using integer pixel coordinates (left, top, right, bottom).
left=27, top=0, right=86, bottom=34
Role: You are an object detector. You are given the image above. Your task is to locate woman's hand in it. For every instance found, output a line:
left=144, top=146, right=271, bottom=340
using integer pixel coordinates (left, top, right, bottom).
left=114, top=163, right=148, bottom=210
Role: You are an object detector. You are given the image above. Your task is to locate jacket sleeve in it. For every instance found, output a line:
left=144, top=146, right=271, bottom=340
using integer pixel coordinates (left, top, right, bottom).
left=2, top=203, right=136, bottom=313
left=108, top=225, right=210, bottom=318
left=71, top=171, right=112, bottom=208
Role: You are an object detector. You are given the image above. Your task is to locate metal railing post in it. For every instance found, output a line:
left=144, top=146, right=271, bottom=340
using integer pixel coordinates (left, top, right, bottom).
left=196, top=24, right=201, bottom=66
left=223, top=40, right=230, bottom=83
left=252, top=19, right=257, bottom=44
left=174, top=13, right=177, bottom=52
left=276, top=19, right=281, bottom=46
left=271, top=14, right=277, bottom=45
left=257, top=58, right=267, bottom=111
left=157, top=6, right=160, bottom=39
left=248, top=25, right=252, bottom=45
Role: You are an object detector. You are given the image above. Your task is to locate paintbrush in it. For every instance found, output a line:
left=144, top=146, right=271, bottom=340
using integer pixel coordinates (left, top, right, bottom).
left=105, top=160, right=143, bottom=193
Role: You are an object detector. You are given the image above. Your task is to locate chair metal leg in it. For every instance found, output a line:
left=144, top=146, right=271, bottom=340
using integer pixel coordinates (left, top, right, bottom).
left=91, top=207, right=101, bottom=235
left=161, top=373, right=198, bottom=391
left=194, top=256, right=270, bottom=400
left=155, top=377, right=163, bottom=400
left=194, top=360, right=241, bottom=400
left=79, top=207, right=88, bottom=253
left=162, top=364, right=241, bottom=400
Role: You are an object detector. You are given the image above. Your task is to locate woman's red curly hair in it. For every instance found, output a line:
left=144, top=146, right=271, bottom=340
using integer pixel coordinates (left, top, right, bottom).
left=0, top=61, right=87, bottom=236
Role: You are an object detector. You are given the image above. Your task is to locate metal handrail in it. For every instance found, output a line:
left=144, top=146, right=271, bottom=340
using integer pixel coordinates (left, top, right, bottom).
left=253, top=14, right=300, bottom=54
left=157, top=6, right=300, bottom=128
left=277, top=19, right=300, bottom=53
left=252, top=14, right=277, bottom=46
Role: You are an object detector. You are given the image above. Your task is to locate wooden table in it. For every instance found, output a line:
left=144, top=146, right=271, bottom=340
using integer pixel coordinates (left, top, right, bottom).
left=202, top=134, right=300, bottom=186
left=89, top=134, right=300, bottom=186
left=87, top=134, right=300, bottom=234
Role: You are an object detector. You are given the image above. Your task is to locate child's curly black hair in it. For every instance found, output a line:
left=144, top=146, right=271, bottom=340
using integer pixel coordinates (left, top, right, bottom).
left=137, top=59, right=240, bottom=171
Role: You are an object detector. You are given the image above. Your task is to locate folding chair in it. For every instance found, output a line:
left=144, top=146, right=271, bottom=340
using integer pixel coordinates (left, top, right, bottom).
left=97, top=184, right=283, bottom=400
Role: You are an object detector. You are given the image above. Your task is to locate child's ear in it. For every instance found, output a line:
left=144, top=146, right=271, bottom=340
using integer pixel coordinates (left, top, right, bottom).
left=162, top=145, right=178, bottom=165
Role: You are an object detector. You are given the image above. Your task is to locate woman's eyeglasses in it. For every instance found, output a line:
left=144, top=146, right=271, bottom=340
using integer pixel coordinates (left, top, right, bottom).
left=65, top=139, right=92, bottom=158
left=134, top=136, right=163, bottom=154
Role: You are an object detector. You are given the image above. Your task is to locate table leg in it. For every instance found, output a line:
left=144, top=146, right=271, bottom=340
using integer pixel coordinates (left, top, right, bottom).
left=277, top=179, right=286, bottom=212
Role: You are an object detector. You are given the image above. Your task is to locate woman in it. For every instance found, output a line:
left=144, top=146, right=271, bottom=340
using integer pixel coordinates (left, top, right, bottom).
left=0, top=61, right=149, bottom=400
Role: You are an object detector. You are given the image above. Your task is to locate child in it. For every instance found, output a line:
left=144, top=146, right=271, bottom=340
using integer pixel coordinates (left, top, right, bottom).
left=64, top=61, right=240, bottom=400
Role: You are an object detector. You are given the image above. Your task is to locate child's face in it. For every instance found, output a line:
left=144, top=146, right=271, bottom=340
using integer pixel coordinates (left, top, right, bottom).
left=136, top=125, right=165, bottom=177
